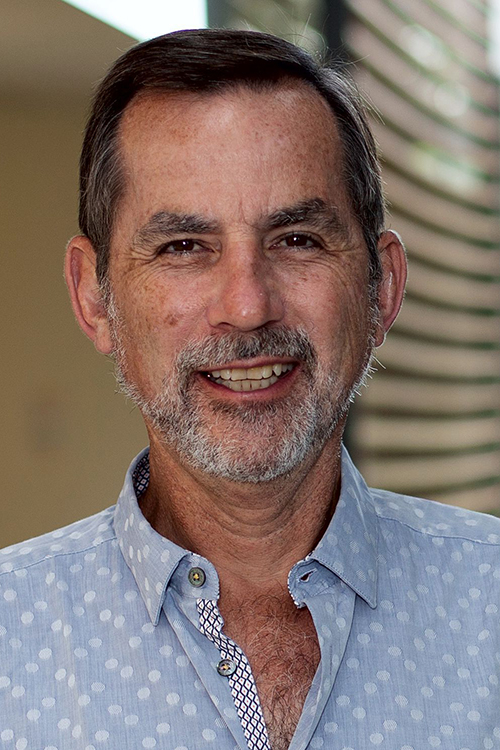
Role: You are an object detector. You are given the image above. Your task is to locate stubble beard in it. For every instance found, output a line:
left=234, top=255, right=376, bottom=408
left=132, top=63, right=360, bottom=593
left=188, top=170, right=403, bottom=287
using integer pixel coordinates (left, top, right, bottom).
left=106, top=294, right=375, bottom=484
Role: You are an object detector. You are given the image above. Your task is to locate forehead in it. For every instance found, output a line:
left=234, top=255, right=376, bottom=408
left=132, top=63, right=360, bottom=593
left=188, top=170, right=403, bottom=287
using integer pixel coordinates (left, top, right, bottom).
left=115, top=82, right=352, bottom=231
left=120, top=79, right=339, bottom=143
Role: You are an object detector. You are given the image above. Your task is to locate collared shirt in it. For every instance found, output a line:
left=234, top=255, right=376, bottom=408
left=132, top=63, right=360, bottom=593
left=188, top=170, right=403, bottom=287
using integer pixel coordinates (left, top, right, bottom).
left=1, top=448, right=500, bottom=750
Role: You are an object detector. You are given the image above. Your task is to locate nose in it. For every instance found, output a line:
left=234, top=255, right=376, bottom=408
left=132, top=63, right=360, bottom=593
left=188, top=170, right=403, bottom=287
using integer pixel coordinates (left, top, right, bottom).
left=206, top=243, right=285, bottom=332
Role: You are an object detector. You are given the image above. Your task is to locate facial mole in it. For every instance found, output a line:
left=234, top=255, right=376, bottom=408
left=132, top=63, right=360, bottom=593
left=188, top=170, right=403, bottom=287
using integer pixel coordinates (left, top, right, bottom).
left=165, top=313, right=179, bottom=327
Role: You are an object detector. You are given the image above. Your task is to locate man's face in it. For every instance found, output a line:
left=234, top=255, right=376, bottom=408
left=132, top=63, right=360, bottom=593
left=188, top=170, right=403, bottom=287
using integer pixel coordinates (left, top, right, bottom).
left=104, top=83, right=377, bottom=482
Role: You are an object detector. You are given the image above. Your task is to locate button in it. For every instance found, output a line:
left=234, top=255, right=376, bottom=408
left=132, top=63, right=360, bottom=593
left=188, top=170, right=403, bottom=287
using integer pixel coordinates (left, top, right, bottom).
left=188, top=567, right=206, bottom=587
left=217, top=658, right=237, bottom=676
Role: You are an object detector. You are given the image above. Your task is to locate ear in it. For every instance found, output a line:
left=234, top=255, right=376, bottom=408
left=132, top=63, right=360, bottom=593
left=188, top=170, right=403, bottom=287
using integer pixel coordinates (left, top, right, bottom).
left=64, top=235, right=114, bottom=354
left=373, top=230, right=407, bottom=347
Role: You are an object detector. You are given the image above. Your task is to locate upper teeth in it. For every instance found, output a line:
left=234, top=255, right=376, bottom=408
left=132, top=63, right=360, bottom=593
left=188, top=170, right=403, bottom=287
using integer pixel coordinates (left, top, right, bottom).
left=208, top=363, right=293, bottom=381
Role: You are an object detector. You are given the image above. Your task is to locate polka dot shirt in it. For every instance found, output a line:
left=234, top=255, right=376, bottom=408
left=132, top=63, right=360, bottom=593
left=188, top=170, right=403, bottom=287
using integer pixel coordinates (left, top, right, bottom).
left=1, top=446, right=500, bottom=749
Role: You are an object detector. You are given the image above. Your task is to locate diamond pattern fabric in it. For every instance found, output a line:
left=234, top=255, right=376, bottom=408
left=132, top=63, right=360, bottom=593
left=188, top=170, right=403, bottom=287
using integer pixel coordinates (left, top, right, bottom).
left=198, top=598, right=270, bottom=750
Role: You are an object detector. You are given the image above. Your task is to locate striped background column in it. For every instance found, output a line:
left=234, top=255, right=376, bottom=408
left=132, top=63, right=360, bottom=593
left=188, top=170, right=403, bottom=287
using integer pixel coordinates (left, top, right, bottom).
left=344, top=0, right=500, bottom=511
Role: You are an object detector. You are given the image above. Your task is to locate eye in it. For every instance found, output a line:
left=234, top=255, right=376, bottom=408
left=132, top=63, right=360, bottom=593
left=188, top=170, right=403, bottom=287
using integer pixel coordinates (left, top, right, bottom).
left=157, top=238, right=205, bottom=255
left=273, top=233, right=321, bottom=250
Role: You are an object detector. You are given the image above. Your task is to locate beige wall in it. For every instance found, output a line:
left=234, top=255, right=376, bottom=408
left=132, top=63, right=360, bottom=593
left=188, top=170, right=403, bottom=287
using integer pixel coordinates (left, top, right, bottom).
left=0, top=94, right=146, bottom=547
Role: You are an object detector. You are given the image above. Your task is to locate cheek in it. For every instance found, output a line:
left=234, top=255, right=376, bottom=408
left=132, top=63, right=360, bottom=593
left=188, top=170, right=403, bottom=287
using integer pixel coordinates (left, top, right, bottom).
left=294, top=271, right=371, bottom=361
left=119, top=280, right=206, bottom=359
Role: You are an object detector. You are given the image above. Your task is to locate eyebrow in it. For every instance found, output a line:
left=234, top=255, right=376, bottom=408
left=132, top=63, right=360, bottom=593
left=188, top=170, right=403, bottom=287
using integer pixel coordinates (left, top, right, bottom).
left=262, top=198, right=352, bottom=241
left=132, top=211, right=220, bottom=249
left=132, top=198, right=352, bottom=249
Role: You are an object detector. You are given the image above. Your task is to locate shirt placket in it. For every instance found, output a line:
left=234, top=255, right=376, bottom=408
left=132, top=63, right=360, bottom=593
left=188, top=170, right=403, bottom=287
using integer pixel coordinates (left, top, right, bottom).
left=197, top=598, right=271, bottom=750
left=286, top=567, right=358, bottom=750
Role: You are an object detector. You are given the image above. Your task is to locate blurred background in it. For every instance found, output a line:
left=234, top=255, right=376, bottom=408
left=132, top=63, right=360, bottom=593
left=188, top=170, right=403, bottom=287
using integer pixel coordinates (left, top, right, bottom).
left=1, top=0, right=499, bottom=547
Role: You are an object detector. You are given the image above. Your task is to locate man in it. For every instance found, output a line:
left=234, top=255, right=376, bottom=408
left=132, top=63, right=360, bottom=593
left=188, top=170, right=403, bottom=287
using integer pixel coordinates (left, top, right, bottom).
left=1, top=28, right=499, bottom=750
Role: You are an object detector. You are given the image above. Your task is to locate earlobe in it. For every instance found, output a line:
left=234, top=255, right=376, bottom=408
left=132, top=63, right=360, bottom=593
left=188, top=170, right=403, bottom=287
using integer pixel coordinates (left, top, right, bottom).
left=64, top=236, right=114, bottom=354
left=374, top=230, right=407, bottom=347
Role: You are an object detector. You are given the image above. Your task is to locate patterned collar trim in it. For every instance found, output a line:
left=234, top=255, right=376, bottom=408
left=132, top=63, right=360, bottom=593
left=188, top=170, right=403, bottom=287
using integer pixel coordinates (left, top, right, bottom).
left=113, top=445, right=379, bottom=624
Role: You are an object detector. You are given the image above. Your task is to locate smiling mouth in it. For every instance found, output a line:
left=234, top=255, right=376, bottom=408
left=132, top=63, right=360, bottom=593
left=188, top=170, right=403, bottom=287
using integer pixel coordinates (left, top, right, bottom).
left=202, top=363, right=295, bottom=392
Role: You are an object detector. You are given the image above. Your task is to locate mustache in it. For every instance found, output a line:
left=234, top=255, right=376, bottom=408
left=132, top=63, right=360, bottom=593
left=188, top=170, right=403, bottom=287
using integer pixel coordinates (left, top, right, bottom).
left=174, top=326, right=318, bottom=380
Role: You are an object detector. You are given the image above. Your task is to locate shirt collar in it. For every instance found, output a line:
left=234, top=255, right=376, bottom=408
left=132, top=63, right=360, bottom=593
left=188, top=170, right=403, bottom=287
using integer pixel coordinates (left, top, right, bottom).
left=114, top=445, right=379, bottom=624
left=113, top=448, right=190, bottom=625
left=308, top=446, right=378, bottom=609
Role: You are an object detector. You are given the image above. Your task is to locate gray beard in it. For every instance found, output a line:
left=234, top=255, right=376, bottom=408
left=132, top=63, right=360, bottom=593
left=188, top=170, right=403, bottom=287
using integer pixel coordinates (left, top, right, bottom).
left=108, top=304, right=373, bottom=484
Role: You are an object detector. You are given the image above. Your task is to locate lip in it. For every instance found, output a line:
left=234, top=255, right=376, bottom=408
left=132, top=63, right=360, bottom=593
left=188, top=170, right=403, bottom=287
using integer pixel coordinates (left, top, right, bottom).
left=196, top=360, right=299, bottom=399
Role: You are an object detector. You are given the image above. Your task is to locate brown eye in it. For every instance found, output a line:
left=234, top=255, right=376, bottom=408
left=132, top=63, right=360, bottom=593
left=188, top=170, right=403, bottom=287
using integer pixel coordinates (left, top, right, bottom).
left=285, top=234, right=314, bottom=247
left=275, top=233, right=319, bottom=250
left=158, top=239, right=204, bottom=255
left=170, top=239, right=196, bottom=252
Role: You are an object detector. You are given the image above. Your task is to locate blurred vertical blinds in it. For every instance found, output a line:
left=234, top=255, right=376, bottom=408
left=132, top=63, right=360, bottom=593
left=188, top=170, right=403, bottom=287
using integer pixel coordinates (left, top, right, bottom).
left=344, top=0, right=500, bottom=511
left=206, top=0, right=500, bottom=511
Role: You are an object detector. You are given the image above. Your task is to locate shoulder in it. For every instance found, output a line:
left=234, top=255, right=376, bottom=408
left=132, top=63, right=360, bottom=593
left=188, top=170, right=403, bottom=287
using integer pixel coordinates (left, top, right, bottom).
left=369, top=486, right=500, bottom=547
left=0, top=506, right=117, bottom=577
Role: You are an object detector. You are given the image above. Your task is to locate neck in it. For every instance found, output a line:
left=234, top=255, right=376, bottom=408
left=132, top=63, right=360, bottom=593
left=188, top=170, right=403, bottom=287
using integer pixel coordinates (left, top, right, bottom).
left=140, top=431, right=343, bottom=597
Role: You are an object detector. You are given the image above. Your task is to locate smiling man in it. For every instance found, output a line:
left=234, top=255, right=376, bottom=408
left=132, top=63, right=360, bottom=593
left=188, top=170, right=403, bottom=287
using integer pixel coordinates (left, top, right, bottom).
left=2, top=29, right=500, bottom=750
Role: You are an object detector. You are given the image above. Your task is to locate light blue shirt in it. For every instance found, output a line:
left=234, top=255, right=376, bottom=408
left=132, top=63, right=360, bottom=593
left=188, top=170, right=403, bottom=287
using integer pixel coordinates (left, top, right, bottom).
left=1, top=447, right=500, bottom=750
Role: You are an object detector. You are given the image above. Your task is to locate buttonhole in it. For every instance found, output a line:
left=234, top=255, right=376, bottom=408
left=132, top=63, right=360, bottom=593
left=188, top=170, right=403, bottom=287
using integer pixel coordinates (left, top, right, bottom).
left=299, top=570, right=315, bottom=582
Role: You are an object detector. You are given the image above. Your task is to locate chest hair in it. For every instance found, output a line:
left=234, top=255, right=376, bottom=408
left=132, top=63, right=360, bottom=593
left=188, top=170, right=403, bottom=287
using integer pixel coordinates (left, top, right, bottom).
left=222, top=593, right=321, bottom=750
